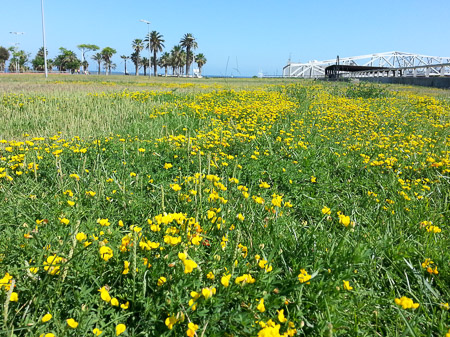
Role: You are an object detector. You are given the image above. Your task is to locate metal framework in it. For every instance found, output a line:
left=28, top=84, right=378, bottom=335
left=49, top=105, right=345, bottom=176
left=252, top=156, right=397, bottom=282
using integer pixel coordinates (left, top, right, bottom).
left=283, top=51, right=450, bottom=78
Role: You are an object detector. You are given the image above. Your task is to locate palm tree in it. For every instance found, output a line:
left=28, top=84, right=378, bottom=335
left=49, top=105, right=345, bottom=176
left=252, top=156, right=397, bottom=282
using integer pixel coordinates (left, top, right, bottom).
left=144, top=31, right=165, bottom=77
left=141, top=57, right=149, bottom=76
left=158, top=52, right=170, bottom=76
left=170, top=45, right=183, bottom=76
left=101, top=47, right=116, bottom=75
left=195, top=53, right=207, bottom=77
left=131, top=39, right=144, bottom=76
left=180, top=33, right=197, bottom=76
left=92, top=52, right=102, bottom=74
left=120, top=55, right=130, bottom=75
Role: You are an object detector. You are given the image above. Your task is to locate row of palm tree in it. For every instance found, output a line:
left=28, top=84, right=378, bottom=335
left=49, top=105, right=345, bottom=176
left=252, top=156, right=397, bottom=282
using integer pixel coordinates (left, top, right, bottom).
left=126, top=32, right=207, bottom=77
left=10, top=32, right=207, bottom=76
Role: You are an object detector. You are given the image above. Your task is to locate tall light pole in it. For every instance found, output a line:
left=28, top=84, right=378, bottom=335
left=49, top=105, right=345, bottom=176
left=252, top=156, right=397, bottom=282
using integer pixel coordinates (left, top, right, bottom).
left=41, top=0, right=48, bottom=78
left=140, top=19, right=151, bottom=77
left=9, top=32, right=24, bottom=73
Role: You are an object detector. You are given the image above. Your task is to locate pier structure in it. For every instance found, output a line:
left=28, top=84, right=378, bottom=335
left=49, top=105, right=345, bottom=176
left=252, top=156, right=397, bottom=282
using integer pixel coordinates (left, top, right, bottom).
left=283, top=52, right=450, bottom=78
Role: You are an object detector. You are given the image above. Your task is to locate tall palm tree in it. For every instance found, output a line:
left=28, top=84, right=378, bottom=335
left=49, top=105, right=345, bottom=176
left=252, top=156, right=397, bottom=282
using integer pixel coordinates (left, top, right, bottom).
left=195, top=53, right=207, bottom=77
left=92, top=52, right=102, bottom=74
left=131, top=39, right=144, bottom=76
left=180, top=33, right=197, bottom=76
left=158, top=52, right=170, bottom=76
left=120, top=55, right=130, bottom=75
left=170, top=45, right=184, bottom=76
left=144, top=31, right=165, bottom=77
left=101, top=47, right=116, bottom=75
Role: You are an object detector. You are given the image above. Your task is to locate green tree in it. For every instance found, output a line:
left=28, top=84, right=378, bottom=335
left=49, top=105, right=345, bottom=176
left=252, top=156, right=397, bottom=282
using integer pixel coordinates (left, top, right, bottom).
left=120, top=55, right=130, bottom=75
left=180, top=33, right=197, bottom=76
left=131, top=39, right=144, bottom=76
left=0, top=46, right=10, bottom=72
left=92, top=52, right=102, bottom=75
left=8, top=47, right=30, bottom=73
left=31, top=47, right=53, bottom=72
left=101, top=47, right=116, bottom=75
left=170, top=45, right=184, bottom=76
left=77, top=44, right=99, bottom=72
left=144, top=31, right=165, bottom=76
left=130, top=51, right=141, bottom=76
left=53, top=47, right=81, bottom=73
left=195, top=53, right=207, bottom=77
left=158, top=52, right=170, bottom=77
left=141, top=57, right=149, bottom=76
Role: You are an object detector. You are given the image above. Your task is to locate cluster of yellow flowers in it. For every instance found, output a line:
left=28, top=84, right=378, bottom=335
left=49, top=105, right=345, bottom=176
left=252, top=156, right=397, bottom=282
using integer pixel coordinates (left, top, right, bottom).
left=395, top=296, right=420, bottom=310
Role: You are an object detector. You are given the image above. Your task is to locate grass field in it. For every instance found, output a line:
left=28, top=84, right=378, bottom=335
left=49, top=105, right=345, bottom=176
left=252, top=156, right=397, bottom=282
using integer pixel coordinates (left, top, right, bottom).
left=0, top=74, right=449, bottom=337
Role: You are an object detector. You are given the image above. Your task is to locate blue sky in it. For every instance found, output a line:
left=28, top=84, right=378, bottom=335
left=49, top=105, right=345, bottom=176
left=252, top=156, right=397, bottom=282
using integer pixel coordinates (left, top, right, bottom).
left=2, top=0, right=450, bottom=76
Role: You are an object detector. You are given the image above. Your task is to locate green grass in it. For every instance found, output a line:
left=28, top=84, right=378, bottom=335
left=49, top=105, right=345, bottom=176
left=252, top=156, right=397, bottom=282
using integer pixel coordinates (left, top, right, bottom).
left=0, top=74, right=449, bottom=337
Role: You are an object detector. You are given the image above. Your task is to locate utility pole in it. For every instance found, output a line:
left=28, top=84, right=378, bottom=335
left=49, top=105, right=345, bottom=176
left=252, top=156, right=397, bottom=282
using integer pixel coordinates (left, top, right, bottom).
left=41, top=0, right=48, bottom=78
left=140, top=20, right=151, bottom=77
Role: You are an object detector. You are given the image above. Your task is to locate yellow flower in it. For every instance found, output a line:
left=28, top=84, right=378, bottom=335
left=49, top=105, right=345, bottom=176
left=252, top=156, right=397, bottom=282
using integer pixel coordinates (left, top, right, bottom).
left=207, top=271, right=215, bottom=280
left=257, top=298, right=265, bottom=312
left=76, top=232, right=87, bottom=242
left=67, top=200, right=75, bottom=206
left=10, top=292, right=18, bottom=302
left=85, top=191, right=96, bottom=197
left=70, top=173, right=80, bottom=181
left=121, top=301, right=129, bottom=309
left=343, top=280, right=353, bottom=291
left=99, top=286, right=111, bottom=303
left=39, top=334, right=55, bottom=337
left=271, top=194, right=283, bottom=207
left=221, top=274, right=231, bottom=287
left=99, top=246, right=113, bottom=261
left=59, top=218, right=70, bottom=225
left=111, top=298, right=119, bottom=306
left=235, top=273, right=255, bottom=285
left=338, top=214, right=351, bottom=227
left=298, top=269, right=311, bottom=284
left=183, top=259, right=198, bottom=274
left=170, top=183, right=181, bottom=191
left=259, top=181, right=270, bottom=188
left=43, top=255, right=64, bottom=275
left=310, top=176, right=317, bottom=183
left=277, top=309, right=287, bottom=323
left=97, top=218, right=111, bottom=226
left=66, top=318, right=79, bottom=329
left=165, top=315, right=177, bottom=329
left=164, top=163, right=173, bottom=169
left=157, top=276, right=166, bottom=286
left=201, top=287, right=216, bottom=300
left=394, top=296, right=419, bottom=309
left=93, top=328, right=103, bottom=336
left=237, top=213, right=245, bottom=221
left=321, top=206, right=331, bottom=215
left=186, top=322, right=199, bottom=337
left=42, top=313, right=52, bottom=323
left=116, top=323, right=126, bottom=336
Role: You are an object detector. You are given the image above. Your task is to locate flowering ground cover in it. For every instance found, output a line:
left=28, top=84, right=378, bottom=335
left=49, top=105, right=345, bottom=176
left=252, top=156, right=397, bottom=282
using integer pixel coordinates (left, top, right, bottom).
left=0, top=76, right=449, bottom=336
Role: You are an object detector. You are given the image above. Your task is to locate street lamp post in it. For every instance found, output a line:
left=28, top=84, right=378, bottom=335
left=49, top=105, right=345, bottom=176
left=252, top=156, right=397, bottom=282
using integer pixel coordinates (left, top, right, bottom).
left=9, top=32, right=24, bottom=73
left=140, top=19, right=151, bottom=77
left=41, top=0, right=48, bottom=78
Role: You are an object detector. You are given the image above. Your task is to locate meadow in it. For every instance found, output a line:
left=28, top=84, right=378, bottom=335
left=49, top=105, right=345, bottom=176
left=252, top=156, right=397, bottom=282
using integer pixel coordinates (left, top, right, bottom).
left=0, top=74, right=449, bottom=337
